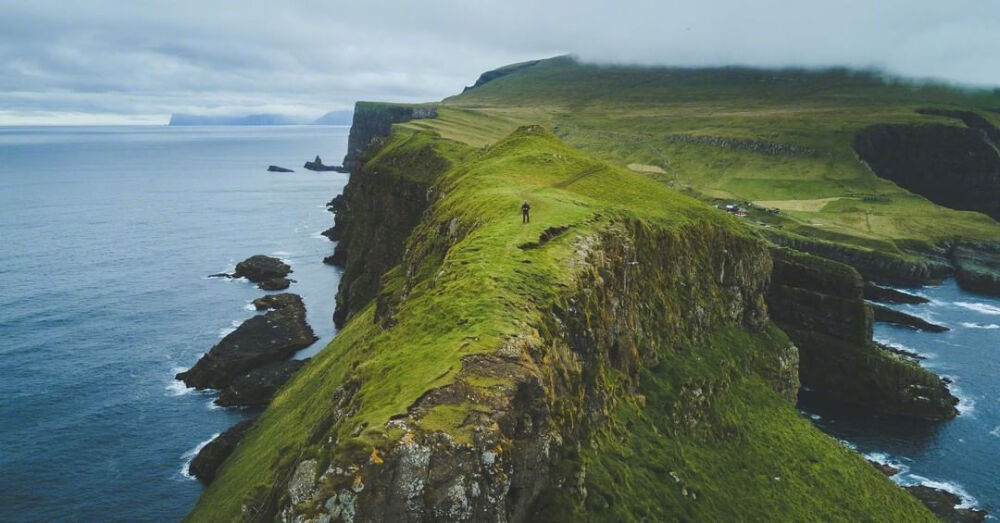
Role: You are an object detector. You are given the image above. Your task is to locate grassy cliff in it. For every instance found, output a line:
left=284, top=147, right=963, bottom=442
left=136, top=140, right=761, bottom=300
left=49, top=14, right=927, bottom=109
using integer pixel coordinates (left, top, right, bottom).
left=188, top=124, right=933, bottom=521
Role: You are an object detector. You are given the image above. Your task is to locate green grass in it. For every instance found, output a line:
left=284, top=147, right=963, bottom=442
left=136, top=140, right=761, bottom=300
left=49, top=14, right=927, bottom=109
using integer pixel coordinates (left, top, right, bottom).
left=190, top=126, right=934, bottom=521
left=401, top=56, right=1000, bottom=252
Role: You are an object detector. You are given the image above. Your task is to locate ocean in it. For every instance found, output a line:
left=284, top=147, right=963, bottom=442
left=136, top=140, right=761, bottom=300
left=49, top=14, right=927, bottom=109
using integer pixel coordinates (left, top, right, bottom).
left=0, top=125, right=347, bottom=521
left=0, top=125, right=997, bottom=520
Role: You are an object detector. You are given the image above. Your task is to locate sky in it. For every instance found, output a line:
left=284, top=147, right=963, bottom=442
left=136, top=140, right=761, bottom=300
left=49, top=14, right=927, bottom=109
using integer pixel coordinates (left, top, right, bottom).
left=1, top=0, right=998, bottom=125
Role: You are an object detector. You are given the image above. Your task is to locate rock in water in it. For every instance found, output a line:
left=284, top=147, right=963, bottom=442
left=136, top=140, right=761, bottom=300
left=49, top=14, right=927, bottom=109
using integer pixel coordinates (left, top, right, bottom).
left=863, top=282, right=929, bottom=304
left=189, top=419, right=255, bottom=484
left=267, top=165, right=294, bottom=173
left=871, top=304, right=949, bottom=332
left=215, top=359, right=308, bottom=407
left=304, top=155, right=348, bottom=172
left=176, top=294, right=317, bottom=389
left=234, top=255, right=292, bottom=290
left=905, top=485, right=987, bottom=522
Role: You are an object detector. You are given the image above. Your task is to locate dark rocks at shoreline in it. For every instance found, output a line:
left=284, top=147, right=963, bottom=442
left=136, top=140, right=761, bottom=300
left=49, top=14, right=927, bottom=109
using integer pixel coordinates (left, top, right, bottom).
left=326, top=194, right=347, bottom=213
left=216, top=359, right=308, bottom=407
left=234, top=255, right=293, bottom=290
left=267, top=165, right=294, bottom=173
left=875, top=341, right=925, bottom=361
left=871, top=304, right=949, bottom=332
left=323, top=250, right=346, bottom=267
left=864, top=282, right=930, bottom=304
left=866, top=458, right=900, bottom=476
left=175, top=293, right=317, bottom=389
left=905, top=485, right=987, bottom=522
left=304, top=155, right=348, bottom=173
left=189, top=419, right=255, bottom=484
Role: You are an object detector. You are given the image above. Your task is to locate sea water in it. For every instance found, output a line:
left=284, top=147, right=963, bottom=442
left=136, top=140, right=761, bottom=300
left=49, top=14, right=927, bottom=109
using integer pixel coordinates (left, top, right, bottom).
left=799, top=280, right=999, bottom=515
left=0, top=125, right=347, bottom=521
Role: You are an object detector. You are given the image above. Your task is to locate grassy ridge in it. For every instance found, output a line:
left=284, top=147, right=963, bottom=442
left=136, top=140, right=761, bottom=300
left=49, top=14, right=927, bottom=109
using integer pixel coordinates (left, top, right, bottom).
left=403, top=57, right=1000, bottom=254
left=190, top=126, right=933, bottom=521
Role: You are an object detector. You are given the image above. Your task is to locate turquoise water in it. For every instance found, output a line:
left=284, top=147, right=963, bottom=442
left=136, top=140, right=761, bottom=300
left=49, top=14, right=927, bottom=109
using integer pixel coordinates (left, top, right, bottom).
left=0, top=125, right=347, bottom=521
left=800, top=280, right=999, bottom=515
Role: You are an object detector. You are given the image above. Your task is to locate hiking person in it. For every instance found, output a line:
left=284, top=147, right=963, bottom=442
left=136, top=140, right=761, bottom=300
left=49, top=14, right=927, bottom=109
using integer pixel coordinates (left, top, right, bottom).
left=521, top=201, right=531, bottom=223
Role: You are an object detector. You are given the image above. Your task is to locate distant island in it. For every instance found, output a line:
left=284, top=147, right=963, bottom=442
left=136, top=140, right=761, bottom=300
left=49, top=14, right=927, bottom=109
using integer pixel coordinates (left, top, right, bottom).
left=167, top=109, right=353, bottom=126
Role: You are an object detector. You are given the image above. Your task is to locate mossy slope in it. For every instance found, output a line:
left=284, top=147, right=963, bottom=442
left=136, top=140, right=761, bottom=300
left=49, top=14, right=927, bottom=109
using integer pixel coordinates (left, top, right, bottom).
left=188, top=126, right=932, bottom=521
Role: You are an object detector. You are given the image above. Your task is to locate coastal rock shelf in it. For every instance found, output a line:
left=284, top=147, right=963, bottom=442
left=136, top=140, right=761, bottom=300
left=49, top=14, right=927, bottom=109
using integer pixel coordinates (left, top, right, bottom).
left=175, top=293, right=316, bottom=390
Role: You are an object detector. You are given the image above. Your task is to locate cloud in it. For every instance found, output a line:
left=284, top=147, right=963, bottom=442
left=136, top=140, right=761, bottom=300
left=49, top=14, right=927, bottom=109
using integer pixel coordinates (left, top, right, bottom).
left=1, top=0, right=997, bottom=124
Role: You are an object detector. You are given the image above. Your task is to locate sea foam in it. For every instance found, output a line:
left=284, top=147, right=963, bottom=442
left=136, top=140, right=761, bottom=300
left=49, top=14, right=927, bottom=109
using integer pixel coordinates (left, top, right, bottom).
left=179, top=433, right=219, bottom=480
left=904, top=475, right=978, bottom=509
left=954, top=302, right=1000, bottom=316
left=166, top=367, right=194, bottom=396
left=960, top=322, right=999, bottom=330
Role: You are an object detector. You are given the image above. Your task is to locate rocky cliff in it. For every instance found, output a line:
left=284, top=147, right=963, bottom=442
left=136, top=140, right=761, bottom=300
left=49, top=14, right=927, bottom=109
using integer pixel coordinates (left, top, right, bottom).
left=341, top=102, right=438, bottom=173
left=766, top=247, right=957, bottom=419
left=188, top=126, right=934, bottom=522
left=853, top=121, right=1000, bottom=221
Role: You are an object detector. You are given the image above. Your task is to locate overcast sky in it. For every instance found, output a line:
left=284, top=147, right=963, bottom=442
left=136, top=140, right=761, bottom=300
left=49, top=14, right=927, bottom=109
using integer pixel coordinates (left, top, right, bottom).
left=2, top=0, right=997, bottom=124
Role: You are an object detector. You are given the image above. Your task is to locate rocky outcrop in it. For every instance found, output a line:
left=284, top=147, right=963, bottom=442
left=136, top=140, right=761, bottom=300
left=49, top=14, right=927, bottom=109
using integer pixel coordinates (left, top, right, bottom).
left=864, top=282, right=929, bottom=304
left=304, top=155, right=348, bottom=172
left=342, top=102, right=437, bottom=172
left=766, top=247, right=957, bottom=419
left=905, top=485, right=987, bottom=523
left=267, top=165, right=294, bottom=173
left=951, top=240, right=1000, bottom=295
left=215, top=359, right=309, bottom=407
left=871, top=304, right=949, bottom=332
left=220, top=254, right=293, bottom=290
left=175, top=293, right=317, bottom=389
left=853, top=123, right=1000, bottom=221
left=189, top=419, right=255, bottom=484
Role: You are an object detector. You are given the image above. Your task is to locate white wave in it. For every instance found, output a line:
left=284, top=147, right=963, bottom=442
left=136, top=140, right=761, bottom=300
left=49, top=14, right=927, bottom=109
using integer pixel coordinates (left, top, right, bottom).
left=218, top=320, right=242, bottom=338
left=945, top=379, right=976, bottom=415
left=179, top=433, right=220, bottom=480
left=166, top=367, right=194, bottom=396
left=990, top=426, right=1000, bottom=438
left=271, top=251, right=292, bottom=257
left=864, top=452, right=909, bottom=475
left=810, top=414, right=821, bottom=421
left=206, top=399, right=223, bottom=410
left=873, top=337, right=934, bottom=359
left=954, top=301, right=1000, bottom=316
left=904, top=475, right=978, bottom=509
left=838, top=439, right=858, bottom=451
left=243, top=302, right=257, bottom=312
left=960, top=322, right=1000, bottom=330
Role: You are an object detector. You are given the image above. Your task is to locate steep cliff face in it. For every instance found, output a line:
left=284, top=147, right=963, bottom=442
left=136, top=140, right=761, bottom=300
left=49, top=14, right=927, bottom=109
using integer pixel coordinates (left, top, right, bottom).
left=766, top=247, right=957, bottom=419
left=853, top=122, right=1000, bottom=221
left=341, top=102, right=438, bottom=172
left=188, top=127, right=934, bottom=522
left=330, top=107, right=460, bottom=327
